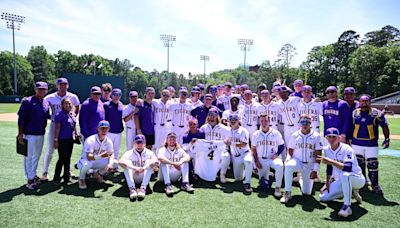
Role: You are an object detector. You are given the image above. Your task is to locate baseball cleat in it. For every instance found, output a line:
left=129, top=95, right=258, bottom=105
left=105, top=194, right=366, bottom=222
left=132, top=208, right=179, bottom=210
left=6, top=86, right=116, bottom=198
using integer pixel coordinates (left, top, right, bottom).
left=244, top=183, right=253, bottom=193
left=26, top=180, right=38, bottom=190
left=274, top=187, right=282, bottom=198
left=372, top=185, right=383, bottom=194
left=40, top=174, right=49, bottom=183
left=352, top=189, right=362, bottom=203
left=181, top=183, right=194, bottom=193
left=78, top=179, right=87, bottom=189
left=53, top=179, right=61, bottom=186
left=280, top=191, right=292, bottom=203
left=338, top=204, right=352, bottom=217
left=220, top=175, right=226, bottom=184
left=165, top=184, right=174, bottom=195
left=137, top=186, right=146, bottom=199
left=129, top=187, right=138, bottom=199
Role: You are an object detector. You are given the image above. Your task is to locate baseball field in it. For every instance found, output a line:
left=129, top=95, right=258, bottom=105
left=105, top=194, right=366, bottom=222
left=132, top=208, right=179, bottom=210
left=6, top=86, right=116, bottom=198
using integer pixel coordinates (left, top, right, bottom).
left=0, top=104, right=399, bottom=227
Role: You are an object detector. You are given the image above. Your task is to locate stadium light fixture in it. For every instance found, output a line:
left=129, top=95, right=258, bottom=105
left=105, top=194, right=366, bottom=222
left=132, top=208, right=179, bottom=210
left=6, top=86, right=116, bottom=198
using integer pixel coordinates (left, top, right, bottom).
left=200, top=55, right=209, bottom=80
left=160, top=34, right=176, bottom=72
left=238, top=38, right=254, bottom=70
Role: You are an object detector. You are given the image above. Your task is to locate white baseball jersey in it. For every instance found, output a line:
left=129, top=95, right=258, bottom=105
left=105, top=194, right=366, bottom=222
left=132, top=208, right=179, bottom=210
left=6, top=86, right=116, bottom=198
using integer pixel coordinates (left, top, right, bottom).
left=191, top=139, right=226, bottom=181
left=242, top=102, right=261, bottom=127
left=324, top=143, right=362, bottom=179
left=122, top=103, right=137, bottom=128
left=298, top=99, right=323, bottom=130
left=200, top=123, right=230, bottom=141
left=229, top=127, right=250, bottom=157
left=278, top=96, right=301, bottom=126
left=251, top=128, right=284, bottom=159
left=288, top=130, right=324, bottom=163
left=221, top=106, right=244, bottom=122
left=82, top=134, right=114, bottom=159
left=169, top=101, right=194, bottom=128
left=158, top=147, right=187, bottom=163
left=121, top=148, right=156, bottom=167
left=218, top=94, right=232, bottom=111
left=44, top=91, right=80, bottom=121
left=152, top=99, right=172, bottom=126
left=257, top=102, right=280, bottom=128
left=188, top=99, right=203, bottom=108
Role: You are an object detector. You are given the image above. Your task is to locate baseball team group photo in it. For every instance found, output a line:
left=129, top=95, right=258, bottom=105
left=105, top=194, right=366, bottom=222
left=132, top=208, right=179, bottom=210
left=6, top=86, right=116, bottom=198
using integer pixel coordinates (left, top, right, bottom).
left=1, top=0, right=400, bottom=227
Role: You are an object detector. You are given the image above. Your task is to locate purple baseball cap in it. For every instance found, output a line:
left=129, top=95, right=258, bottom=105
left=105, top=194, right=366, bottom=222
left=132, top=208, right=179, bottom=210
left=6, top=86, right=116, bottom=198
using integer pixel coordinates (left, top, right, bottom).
left=179, top=87, right=188, bottom=94
left=134, top=134, right=146, bottom=142
left=204, top=94, right=213, bottom=99
left=217, top=84, right=224, bottom=89
left=228, top=113, right=240, bottom=121
left=129, top=91, right=138, bottom=97
left=198, top=84, right=205, bottom=90
left=208, top=108, right=219, bottom=116
left=234, top=85, right=242, bottom=90
left=302, top=85, right=312, bottom=92
left=97, top=120, right=110, bottom=128
left=112, top=88, right=122, bottom=96
left=325, top=86, right=337, bottom=93
left=325, top=127, right=340, bottom=137
left=242, top=84, right=249, bottom=90
left=56, top=78, right=68, bottom=85
left=167, top=132, right=177, bottom=138
left=191, top=86, right=201, bottom=93
left=224, top=82, right=233, bottom=88
left=344, top=87, right=356, bottom=94
left=260, top=89, right=270, bottom=95
left=35, top=81, right=48, bottom=90
left=359, top=95, right=371, bottom=101
left=244, top=89, right=253, bottom=95
left=278, top=86, right=290, bottom=93
left=91, top=86, right=102, bottom=94
left=293, top=79, right=303, bottom=86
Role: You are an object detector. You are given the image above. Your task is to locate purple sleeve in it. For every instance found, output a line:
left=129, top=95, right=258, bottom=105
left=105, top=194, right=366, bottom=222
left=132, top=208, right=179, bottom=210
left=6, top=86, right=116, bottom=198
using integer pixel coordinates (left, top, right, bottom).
left=79, top=103, right=89, bottom=138
left=276, top=144, right=285, bottom=156
left=55, top=112, right=62, bottom=123
left=342, top=162, right=352, bottom=172
left=17, top=99, right=28, bottom=126
left=340, top=102, right=350, bottom=135
left=327, top=165, right=333, bottom=176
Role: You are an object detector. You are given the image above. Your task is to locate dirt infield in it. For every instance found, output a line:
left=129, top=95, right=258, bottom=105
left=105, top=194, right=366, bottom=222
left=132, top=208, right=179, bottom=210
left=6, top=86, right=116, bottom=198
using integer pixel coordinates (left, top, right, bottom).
left=0, top=113, right=18, bottom=122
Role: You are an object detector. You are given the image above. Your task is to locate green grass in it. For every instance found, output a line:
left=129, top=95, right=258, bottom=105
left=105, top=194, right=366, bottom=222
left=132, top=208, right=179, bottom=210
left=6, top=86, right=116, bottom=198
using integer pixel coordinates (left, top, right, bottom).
left=0, top=103, right=19, bottom=114
left=0, top=122, right=399, bottom=227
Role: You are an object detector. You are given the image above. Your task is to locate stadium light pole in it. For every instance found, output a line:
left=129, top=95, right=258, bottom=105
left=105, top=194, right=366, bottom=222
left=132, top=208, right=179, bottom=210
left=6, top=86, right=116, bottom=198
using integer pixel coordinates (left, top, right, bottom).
left=238, top=38, right=253, bottom=70
left=160, top=34, right=176, bottom=72
left=1, top=12, right=25, bottom=95
left=200, top=55, right=209, bottom=81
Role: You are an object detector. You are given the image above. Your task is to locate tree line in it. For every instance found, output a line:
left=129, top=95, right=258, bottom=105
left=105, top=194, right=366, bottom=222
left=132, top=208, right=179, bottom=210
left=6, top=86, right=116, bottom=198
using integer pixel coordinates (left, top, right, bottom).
left=0, top=25, right=399, bottom=98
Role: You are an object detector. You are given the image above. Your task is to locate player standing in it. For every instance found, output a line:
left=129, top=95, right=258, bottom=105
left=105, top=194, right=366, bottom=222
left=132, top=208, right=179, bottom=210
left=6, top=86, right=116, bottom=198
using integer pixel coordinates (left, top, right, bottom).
left=297, top=85, right=323, bottom=133
left=135, top=87, right=156, bottom=150
left=318, top=127, right=364, bottom=217
left=257, top=90, right=280, bottom=130
left=41, top=78, right=80, bottom=181
left=242, top=90, right=261, bottom=138
left=169, top=88, right=194, bottom=144
left=221, top=96, right=243, bottom=126
left=153, top=89, right=173, bottom=151
left=351, top=95, right=390, bottom=194
left=122, top=91, right=139, bottom=151
left=251, top=113, right=285, bottom=197
left=280, top=115, right=323, bottom=203
left=119, top=135, right=159, bottom=200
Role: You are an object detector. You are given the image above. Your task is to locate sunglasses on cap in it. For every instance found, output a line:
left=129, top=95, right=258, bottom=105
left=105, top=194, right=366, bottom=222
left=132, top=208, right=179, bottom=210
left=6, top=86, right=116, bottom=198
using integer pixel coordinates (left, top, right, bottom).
left=229, top=118, right=239, bottom=122
left=181, top=93, right=188, bottom=96
left=130, top=95, right=138, bottom=98
left=300, top=119, right=311, bottom=125
left=112, top=93, right=122, bottom=97
left=136, top=140, right=144, bottom=144
left=326, top=90, right=336, bottom=94
left=103, top=89, right=111, bottom=92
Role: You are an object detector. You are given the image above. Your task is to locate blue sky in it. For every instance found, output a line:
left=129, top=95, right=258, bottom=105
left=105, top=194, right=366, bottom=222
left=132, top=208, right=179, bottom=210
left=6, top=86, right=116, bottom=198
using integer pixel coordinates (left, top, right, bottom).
left=0, top=0, right=399, bottom=75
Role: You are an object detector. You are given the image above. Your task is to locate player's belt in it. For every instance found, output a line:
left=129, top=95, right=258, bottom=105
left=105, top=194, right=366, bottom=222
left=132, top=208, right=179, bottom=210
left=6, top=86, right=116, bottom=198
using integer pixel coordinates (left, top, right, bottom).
left=287, top=124, right=294, bottom=127
left=160, top=123, right=165, bottom=126
left=127, top=127, right=132, bottom=129
left=247, top=124, right=252, bottom=126
left=167, top=120, right=171, bottom=122
left=172, top=124, right=185, bottom=128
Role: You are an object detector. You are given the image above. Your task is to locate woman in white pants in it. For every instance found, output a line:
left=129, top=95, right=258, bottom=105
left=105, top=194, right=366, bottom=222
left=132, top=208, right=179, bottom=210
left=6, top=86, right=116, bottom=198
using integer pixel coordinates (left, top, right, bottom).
left=318, top=127, right=365, bottom=218
left=119, top=135, right=159, bottom=200
left=158, top=132, right=194, bottom=196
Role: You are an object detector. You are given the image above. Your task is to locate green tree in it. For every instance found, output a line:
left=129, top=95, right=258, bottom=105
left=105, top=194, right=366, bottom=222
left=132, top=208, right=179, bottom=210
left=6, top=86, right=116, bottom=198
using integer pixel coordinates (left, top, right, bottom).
left=26, top=46, right=56, bottom=89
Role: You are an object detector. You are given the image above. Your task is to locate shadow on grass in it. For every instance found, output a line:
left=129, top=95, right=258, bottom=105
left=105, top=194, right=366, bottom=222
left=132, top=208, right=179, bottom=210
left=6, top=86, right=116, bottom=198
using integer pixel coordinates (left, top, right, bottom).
left=323, top=201, right=368, bottom=221
left=360, top=188, right=399, bottom=206
left=57, top=180, right=114, bottom=198
left=284, top=195, right=327, bottom=212
left=0, top=181, right=61, bottom=203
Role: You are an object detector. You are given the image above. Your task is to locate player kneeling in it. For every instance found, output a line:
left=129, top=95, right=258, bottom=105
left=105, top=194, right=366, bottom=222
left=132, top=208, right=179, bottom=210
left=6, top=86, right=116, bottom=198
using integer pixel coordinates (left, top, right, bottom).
left=251, top=113, right=285, bottom=197
left=77, top=121, right=115, bottom=189
left=158, top=132, right=194, bottom=196
left=318, top=128, right=365, bottom=218
left=119, top=135, right=159, bottom=200
left=222, top=114, right=254, bottom=193
left=280, top=115, right=323, bottom=203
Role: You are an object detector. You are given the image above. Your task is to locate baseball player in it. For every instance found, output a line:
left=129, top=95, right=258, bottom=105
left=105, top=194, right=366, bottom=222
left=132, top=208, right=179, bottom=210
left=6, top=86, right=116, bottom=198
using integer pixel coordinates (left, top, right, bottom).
left=104, top=88, right=124, bottom=169
left=251, top=113, right=285, bottom=197
left=77, top=120, right=115, bottom=189
left=297, top=85, right=323, bottom=132
left=135, top=87, right=156, bottom=150
left=100, top=83, right=112, bottom=103
left=256, top=83, right=267, bottom=102
left=169, top=88, right=194, bottom=144
left=188, top=86, right=203, bottom=108
left=122, top=91, right=139, bottom=151
left=343, top=87, right=359, bottom=143
left=318, top=127, right=364, bottom=218
left=276, top=86, right=301, bottom=160
left=158, top=132, right=194, bottom=195
left=17, top=82, right=50, bottom=190
left=351, top=95, right=390, bottom=194
left=220, top=114, right=253, bottom=192
left=257, top=90, right=280, bottom=130
left=323, top=86, right=351, bottom=143
left=119, top=135, right=159, bottom=200
left=191, top=94, right=220, bottom=127
left=221, top=96, right=244, bottom=126
left=217, top=82, right=233, bottom=111
left=153, top=89, right=173, bottom=150
left=290, top=79, right=304, bottom=98
left=41, top=78, right=80, bottom=181
left=280, top=114, right=323, bottom=203
left=242, top=90, right=261, bottom=137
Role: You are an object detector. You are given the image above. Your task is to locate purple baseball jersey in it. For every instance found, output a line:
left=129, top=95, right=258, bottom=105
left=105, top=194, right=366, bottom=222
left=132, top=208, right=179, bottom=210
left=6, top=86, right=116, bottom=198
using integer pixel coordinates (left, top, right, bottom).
left=323, top=99, right=350, bottom=135
left=17, top=96, right=50, bottom=135
left=79, top=98, right=105, bottom=138
left=55, top=110, right=76, bottom=139
left=104, top=101, right=124, bottom=134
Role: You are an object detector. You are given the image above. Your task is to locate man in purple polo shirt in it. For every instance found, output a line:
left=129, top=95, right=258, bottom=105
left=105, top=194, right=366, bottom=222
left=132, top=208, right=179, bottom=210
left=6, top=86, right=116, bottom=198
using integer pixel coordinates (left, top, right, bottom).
left=343, top=87, right=359, bottom=143
left=79, top=86, right=105, bottom=140
left=191, top=94, right=220, bottom=127
left=17, top=81, right=50, bottom=190
left=135, top=87, right=155, bottom=150
left=104, top=88, right=124, bottom=169
left=323, top=86, right=350, bottom=143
